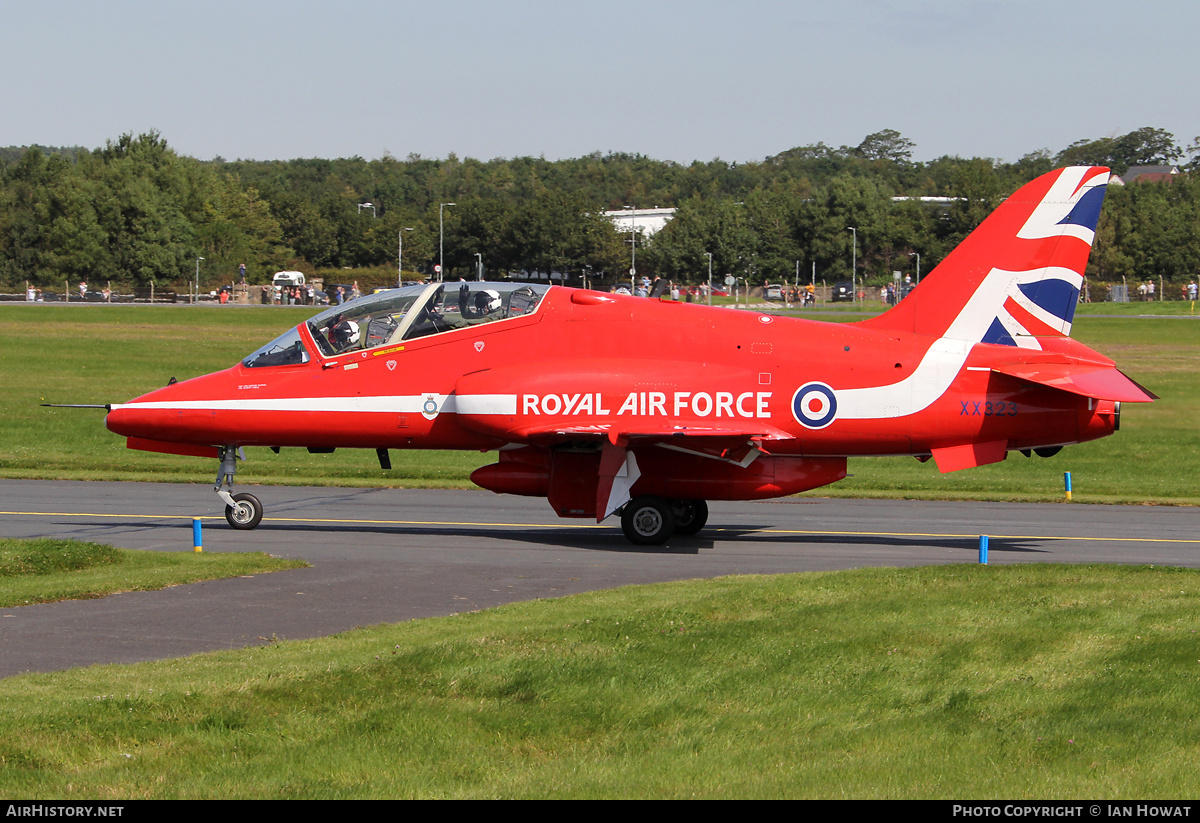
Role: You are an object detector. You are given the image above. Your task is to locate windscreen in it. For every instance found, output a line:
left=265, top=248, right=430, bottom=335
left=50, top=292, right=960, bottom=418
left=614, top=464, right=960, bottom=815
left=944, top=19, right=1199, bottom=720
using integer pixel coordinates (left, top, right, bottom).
left=242, top=326, right=310, bottom=368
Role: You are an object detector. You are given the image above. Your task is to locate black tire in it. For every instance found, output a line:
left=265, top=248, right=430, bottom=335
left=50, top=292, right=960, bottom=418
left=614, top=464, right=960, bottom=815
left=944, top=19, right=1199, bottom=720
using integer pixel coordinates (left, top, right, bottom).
left=621, top=496, right=675, bottom=546
left=672, top=499, right=709, bottom=536
left=225, top=492, right=263, bottom=530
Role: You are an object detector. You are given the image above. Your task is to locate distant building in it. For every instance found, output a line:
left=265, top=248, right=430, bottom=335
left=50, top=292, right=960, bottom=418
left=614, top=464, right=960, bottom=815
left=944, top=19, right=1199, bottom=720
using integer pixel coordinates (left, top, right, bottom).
left=604, top=207, right=676, bottom=236
left=1112, top=165, right=1180, bottom=185
left=890, top=196, right=963, bottom=205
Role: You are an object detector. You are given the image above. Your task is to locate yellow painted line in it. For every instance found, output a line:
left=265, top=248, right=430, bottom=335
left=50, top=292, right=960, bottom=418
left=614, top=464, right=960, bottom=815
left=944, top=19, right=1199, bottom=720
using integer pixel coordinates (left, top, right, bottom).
left=720, top=528, right=1200, bottom=545
left=1, top=511, right=204, bottom=520
left=2, top=511, right=1198, bottom=544
left=0, top=511, right=605, bottom=530
left=260, top=516, right=606, bottom=530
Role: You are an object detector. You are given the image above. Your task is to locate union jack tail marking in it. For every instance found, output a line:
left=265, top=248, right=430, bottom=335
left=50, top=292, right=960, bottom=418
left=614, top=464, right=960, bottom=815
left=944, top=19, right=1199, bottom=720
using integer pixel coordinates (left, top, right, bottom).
left=862, top=166, right=1109, bottom=349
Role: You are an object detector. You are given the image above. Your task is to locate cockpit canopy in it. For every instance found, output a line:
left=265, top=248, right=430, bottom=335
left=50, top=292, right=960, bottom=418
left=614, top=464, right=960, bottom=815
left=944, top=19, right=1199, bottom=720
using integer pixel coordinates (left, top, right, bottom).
left=242, top=281, right=551, bottom=368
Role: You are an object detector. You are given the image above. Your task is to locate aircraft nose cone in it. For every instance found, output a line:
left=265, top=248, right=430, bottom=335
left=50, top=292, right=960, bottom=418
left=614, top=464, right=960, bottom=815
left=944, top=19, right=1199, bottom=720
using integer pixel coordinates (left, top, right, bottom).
left=105, top=403, right=163, bottom=438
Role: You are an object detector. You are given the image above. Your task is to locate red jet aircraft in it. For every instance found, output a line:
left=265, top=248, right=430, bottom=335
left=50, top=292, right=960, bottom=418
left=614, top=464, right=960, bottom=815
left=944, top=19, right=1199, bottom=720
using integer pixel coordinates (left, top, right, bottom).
left=102, top=166, right=1154, bottom=544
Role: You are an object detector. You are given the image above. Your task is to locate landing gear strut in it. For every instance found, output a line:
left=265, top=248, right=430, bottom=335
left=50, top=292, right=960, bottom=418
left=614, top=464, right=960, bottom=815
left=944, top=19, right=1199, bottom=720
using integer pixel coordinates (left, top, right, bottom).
left=215, top=446, right=263, bottom=530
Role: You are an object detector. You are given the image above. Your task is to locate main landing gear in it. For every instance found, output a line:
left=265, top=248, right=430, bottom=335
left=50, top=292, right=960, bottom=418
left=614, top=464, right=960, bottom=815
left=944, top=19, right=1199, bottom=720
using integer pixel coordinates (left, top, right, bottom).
left=214, top=446, right=264, bottom=530
left=620, top=496, right=709, bottom=546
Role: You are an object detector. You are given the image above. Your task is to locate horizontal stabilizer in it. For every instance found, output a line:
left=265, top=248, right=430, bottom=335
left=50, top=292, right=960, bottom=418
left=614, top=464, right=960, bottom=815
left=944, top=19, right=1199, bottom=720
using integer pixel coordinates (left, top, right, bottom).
left=992, top=363, right=1157, bottom=402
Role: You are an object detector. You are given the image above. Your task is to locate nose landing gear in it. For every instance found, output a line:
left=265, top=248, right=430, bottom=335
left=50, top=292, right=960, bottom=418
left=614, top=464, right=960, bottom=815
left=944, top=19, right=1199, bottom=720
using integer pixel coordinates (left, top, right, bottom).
left=225, top=492, right=263, bottom=530
left=214, top=446, right=264, bottom=530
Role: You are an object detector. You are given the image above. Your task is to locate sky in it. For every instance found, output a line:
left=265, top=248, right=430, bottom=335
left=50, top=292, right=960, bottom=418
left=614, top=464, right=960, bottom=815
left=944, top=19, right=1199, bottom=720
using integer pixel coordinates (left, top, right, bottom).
left=3, top=0, right=1198, bottom=166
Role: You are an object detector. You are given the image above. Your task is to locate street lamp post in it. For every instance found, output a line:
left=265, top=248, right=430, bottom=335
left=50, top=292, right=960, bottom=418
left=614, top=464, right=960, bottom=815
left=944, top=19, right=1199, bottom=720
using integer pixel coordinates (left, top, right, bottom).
left=747, top=252, right=757, bottom=310
left=475, top=252, right=483, bottom=281
left=357, top=202, right=376, bottom=217
left=194, top=256, right=204, bottom=304
left=846, top=227, right=857, bottom=304
left=439, top=202, right=456, bottom=282
left=398, top=227, right=413, bottom=288
left=625, top=205, right=637, bottom=291
left=706, top=252, right=713, bottom=306
left=909, top=251, right=921, bottom=285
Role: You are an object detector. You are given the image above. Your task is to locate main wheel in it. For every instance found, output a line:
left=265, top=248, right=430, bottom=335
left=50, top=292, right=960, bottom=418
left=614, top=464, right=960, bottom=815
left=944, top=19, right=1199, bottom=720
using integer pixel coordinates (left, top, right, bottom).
left=672, top=499, right=709, bottom=536
left=225, top=492, right=264, bottom=530
left=621, top=495, right=675, bottom=546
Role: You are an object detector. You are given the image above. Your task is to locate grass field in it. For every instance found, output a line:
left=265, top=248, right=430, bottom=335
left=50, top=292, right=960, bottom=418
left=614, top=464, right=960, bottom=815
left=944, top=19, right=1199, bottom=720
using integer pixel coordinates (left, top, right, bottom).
left=3, top=563, right=1200, bottom=799
left=1, top=301, right=1195, bottom=503
left=0, top=537, right=305, bottom=608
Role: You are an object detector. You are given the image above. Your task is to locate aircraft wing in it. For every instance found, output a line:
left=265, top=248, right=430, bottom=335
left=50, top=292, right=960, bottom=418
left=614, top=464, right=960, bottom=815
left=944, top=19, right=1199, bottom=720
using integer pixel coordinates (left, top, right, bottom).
left=991, top=363, right=1157, bottom=402
left=498, top=422, right=796, bottom=521
left=508, top=421, right=795, bottom=448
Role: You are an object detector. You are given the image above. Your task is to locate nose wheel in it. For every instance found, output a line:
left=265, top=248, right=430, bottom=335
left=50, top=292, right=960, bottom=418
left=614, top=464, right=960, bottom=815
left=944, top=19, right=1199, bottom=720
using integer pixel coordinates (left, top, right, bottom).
left=224, top=492, right=263, bottom=530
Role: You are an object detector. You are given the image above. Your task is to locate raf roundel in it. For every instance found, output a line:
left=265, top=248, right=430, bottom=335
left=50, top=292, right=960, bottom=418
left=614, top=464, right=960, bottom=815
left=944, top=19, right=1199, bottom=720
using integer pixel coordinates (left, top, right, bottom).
left=792, top=382, right=838, bottom=429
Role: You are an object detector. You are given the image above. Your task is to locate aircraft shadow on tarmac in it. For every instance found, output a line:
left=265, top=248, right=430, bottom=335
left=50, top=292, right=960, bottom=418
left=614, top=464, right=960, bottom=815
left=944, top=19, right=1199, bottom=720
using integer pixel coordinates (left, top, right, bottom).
left=82, top=516, right=1052, bottom=557
left=258, top=520, right=1051, bottom=556
left=254, top=521, right=704, bottom=554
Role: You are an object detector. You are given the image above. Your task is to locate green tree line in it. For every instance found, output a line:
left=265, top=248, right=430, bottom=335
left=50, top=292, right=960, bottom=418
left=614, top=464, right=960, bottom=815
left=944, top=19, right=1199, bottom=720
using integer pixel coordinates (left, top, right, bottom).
left=2, top=127, right=1199, bottom=292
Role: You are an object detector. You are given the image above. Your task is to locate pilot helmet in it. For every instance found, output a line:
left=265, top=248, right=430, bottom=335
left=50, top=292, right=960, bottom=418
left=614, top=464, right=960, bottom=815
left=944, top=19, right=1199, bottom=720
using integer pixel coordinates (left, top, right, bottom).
left=474, top=289, right=502, bottom=315
left=334, top=319, right=360, bottom=345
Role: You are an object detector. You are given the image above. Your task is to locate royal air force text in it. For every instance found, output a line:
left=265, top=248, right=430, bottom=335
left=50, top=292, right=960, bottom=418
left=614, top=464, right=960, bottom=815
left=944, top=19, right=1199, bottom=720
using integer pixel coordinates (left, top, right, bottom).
left=521, top=391, right=772, bottom=419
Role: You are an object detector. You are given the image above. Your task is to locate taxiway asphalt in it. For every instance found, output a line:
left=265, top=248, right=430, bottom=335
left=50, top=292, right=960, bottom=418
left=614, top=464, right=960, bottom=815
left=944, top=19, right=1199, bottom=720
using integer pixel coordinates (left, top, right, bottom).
left=2, top=479, right=1198, bottom=677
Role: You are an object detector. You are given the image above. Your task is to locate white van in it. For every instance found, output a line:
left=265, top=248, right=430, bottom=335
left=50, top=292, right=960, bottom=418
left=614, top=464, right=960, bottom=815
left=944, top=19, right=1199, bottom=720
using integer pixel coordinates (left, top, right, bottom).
left=273, top=271, right=306, bottom=288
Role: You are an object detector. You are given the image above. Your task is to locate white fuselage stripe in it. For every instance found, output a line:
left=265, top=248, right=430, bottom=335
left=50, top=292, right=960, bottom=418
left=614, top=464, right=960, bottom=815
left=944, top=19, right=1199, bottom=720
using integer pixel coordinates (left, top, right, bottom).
left=111, top=394, right=517, bottom=415
left=837, top=336, right=973, bottom=420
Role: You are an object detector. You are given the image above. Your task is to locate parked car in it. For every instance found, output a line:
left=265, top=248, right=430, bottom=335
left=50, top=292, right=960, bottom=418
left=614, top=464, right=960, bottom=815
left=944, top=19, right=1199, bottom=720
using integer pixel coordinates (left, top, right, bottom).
left=764, top=284, right=784, bottom=301
left=831, top=281, right=855, bottom=302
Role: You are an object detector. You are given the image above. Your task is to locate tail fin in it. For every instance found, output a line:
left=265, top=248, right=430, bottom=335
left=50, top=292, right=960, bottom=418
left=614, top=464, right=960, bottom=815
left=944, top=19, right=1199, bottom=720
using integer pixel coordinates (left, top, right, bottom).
left=860, top=166, right=1109, bottom=348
